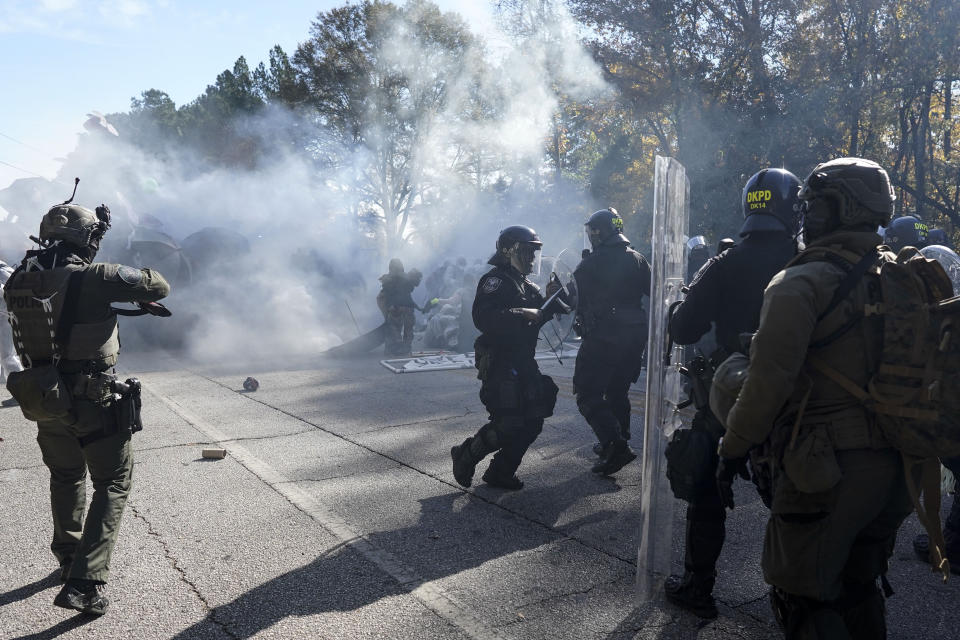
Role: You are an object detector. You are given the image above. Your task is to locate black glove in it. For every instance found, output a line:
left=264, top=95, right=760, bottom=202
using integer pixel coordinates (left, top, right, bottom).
left=716, top=455, right=750, bottom=510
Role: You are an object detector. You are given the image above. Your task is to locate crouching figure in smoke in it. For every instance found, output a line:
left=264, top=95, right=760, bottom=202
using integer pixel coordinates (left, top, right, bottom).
left=450, top=226, right=569, bottom=490
left=377, top=259, right=422, bottom=356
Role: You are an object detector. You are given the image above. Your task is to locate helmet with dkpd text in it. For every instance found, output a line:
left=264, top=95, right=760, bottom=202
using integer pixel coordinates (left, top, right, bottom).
left=740, top=168, right=802, bottom=237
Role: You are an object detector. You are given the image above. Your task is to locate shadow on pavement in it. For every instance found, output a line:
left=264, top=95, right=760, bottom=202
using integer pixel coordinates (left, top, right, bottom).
left=170, top=476, right=623, bottom=638
left=10, top=613, right=98, bottom=640
left=0, top=570, right=59, bottom=607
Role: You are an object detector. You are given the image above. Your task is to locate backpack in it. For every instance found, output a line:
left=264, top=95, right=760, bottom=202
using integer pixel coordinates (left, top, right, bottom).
left=801, top=245, right=960, bottom=581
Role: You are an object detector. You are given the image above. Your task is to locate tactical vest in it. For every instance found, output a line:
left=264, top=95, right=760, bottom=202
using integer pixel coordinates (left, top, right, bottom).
left=575, top=246, right=648, bottom=335
left=782, top=245, right=889, bottom=452
left=4, top=266, right=119, bottom=369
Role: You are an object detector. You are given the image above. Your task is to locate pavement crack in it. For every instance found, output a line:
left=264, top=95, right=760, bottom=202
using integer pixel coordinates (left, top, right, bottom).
left=724, top=591, right=773, bottom=626
left=176, top=369, right=636, bottom=572
left=357, top=410, right=473, bottom=434
left=513, top=576, right=622, bottom=611
left=278, top=465, right=401, bottom=484
left=127, top=501, right=241, bottom=640
left=219, top=428, right=318, bottom=443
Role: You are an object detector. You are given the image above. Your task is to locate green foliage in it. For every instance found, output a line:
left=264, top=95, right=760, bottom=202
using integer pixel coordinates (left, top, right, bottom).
left=104, top=0, right=960, bottom=250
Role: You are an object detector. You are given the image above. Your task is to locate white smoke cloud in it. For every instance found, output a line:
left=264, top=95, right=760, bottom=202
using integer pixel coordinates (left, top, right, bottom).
left=0, top=0, right=609, bottom=364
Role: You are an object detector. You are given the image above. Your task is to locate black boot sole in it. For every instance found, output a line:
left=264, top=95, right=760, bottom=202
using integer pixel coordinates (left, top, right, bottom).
left=664, top=590, right=718, bottom=619
left=481, top=471, right=524, bottom=490
left=591, top=449, right=637, bottom=475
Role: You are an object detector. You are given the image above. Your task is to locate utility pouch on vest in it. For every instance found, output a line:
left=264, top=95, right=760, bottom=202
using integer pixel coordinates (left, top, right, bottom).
left=665, top=420, right=718, bottom=502
left=6, top=365, right=75, bottom=422
left=524, top=373, right=558, bottom=419
left=112, top=377, right=143, bottom=436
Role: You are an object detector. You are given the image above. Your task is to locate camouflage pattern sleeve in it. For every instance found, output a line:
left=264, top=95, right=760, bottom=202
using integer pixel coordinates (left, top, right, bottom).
left=91, top=263, right=171, bottom=304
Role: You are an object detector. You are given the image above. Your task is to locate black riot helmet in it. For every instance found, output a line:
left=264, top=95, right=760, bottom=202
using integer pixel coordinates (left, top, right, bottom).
left=798, top=157, right=895, bottom=243
left=585, top=208, right=626, bottom=246
left=927, top=228, right=951, bottom=249
left=491, top=225, right=542, bottom=272
left=740, top=168, right=802, bottom=237
left=586, top=208, right=624, bottom=236
left=495, top=225, right=542, bottom=252
left=883, top=215, right=929, bottom=252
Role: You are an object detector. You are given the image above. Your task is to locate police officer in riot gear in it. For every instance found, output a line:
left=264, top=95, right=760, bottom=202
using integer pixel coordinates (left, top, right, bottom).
left=927, top=227, right=951, bottom=249
left=720, top=158, right=910, bottom=638
left=4, top=198, right=170, bottom=615
left=882, top=214, right=928, bottom=252
left=914, top=225, right=960, bottom=572
left=573, top=208, right=650, bottom=474
left=450, top=226, right=564, bottom=490
left=663, top=168, right=801, bottom=618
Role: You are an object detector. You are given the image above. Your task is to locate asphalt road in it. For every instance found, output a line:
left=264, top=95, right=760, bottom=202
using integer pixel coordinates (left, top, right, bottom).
left=1, top=347, right=958, bottom=639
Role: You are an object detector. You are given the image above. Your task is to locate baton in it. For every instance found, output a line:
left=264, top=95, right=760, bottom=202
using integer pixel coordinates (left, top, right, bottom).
left=539, top=272, right=567, bottom=311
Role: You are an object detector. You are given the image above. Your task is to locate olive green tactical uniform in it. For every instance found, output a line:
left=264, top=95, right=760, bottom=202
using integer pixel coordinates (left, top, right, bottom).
left=5, top=262, right=169, bottom=584
left=721, top=230, right=911, bottom=636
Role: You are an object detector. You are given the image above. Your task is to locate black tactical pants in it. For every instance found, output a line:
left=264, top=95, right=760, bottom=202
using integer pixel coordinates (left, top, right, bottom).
left=573, top=335, right=644, bottom=444
left=681, top=450, right=727, bottom=588
left=470, top=361, right=558, bottom=477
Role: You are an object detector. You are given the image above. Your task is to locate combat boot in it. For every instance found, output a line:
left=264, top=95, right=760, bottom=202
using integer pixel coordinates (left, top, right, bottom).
left=591, top=440, right=637, bottom=475
left=664, top=572, right=718, bottom=619
left=481, top=466, right=524, bottom=490
left=451, top=438, right=479, bottom=487
left=54, top=579, right=109, bottom=616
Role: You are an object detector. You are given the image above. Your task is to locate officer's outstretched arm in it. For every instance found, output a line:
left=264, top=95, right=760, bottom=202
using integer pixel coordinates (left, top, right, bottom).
left=92, top=264, right=171, bottom=304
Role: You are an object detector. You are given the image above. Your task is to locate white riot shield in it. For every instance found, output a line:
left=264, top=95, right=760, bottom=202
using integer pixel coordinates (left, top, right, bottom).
left=921, top=245, right=960, bottom=295
left=638, top=156, right=690, bottom=600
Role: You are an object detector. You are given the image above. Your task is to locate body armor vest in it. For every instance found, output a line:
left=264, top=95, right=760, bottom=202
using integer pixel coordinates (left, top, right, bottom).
left=4, top=265, right=119, bottom=369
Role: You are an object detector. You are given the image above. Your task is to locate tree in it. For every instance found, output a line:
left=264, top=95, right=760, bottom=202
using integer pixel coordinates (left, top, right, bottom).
left=293, top=0, right=483, bottom=252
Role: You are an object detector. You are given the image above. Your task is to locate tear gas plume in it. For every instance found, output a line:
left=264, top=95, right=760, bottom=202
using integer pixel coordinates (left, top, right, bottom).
left=0, top=2, right=609, bottom=365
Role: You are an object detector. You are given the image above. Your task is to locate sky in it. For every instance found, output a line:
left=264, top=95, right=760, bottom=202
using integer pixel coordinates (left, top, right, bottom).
left=0, top=0, right=503, bottom=192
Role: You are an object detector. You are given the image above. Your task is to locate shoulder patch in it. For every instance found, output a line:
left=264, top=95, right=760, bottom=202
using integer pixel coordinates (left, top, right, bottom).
left=482, top=276, right=502, bottom=294
left=117, top=266, right=143, bottom=285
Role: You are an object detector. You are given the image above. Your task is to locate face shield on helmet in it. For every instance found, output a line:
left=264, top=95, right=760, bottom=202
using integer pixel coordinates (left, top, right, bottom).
left=508, top=242, right=540, bottom=275
left=494, top=225, right=543, bottom=275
